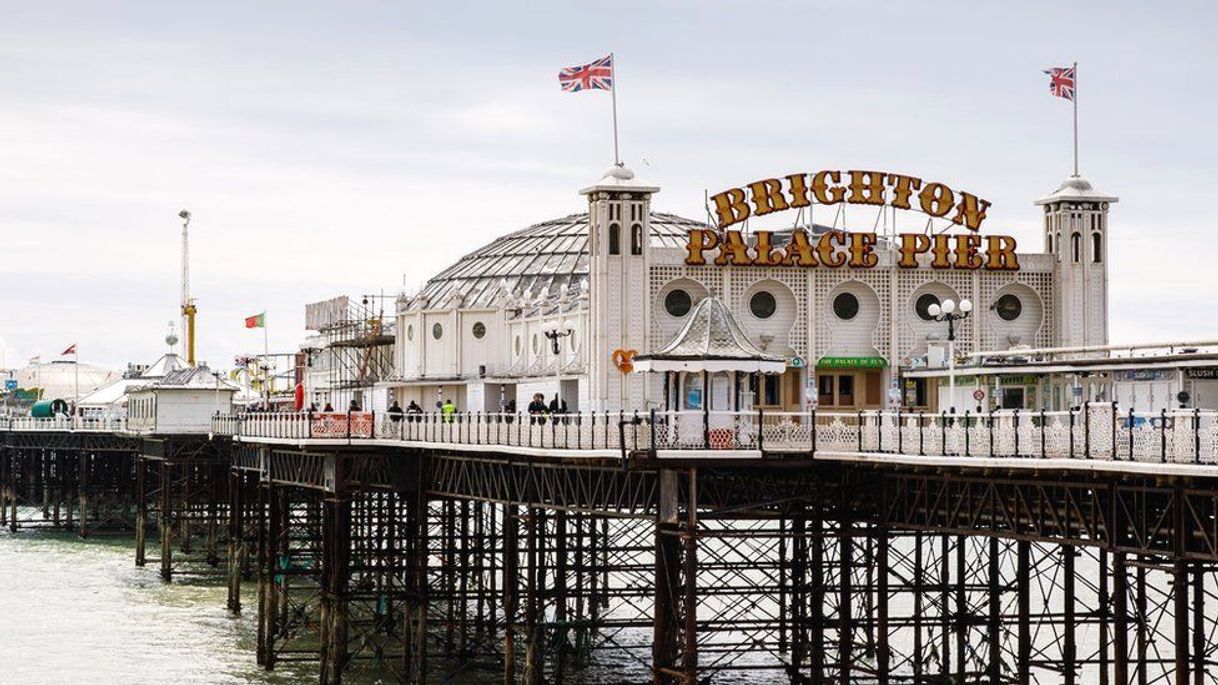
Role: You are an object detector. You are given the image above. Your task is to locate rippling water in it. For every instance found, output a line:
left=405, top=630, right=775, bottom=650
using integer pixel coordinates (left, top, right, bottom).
left=0, top=522, right=314, bottom=685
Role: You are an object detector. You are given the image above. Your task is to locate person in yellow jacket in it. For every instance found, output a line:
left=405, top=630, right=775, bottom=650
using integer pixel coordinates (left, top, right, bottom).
left=441, top=398, right=456, bottom=423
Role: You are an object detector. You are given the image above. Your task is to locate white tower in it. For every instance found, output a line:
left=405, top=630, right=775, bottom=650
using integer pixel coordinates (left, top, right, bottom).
left=581, top=165, right=659, bottom=412
left=1035, top=176, right=1117, bottom=348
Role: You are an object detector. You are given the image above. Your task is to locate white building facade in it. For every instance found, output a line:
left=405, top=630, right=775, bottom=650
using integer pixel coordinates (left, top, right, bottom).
left=388, top=167, right=1114, bottom=415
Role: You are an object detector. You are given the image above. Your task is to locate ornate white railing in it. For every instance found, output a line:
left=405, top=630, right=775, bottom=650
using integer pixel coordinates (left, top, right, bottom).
left=209, top=404, right=1218, bottom=464
left=0, top=416, right=128, bottom=432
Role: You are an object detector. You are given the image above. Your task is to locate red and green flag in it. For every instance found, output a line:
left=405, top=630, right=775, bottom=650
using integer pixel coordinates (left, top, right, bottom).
left=244, top=312, right=266, bottom=329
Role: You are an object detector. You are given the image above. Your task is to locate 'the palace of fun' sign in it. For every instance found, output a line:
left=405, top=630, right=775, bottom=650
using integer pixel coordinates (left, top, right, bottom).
left=685, top=170, right=1019, bottom=271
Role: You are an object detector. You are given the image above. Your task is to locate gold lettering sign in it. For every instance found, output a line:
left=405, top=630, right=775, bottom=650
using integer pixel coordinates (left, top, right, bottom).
left=684, top=229, right=1019, bottom=271
left=708, top=171, right=991, bottom=231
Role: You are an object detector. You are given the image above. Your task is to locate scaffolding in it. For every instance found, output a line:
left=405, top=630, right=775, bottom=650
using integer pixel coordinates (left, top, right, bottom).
left=304, top=295, right=396, bottom=407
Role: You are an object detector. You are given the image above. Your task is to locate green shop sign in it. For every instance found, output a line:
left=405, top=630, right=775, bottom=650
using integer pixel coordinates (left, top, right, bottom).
left=818, top=356, right=887, bottom=369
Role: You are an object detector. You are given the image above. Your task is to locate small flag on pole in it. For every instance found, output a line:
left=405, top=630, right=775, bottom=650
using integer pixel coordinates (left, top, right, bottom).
left=29, top=355, right=40, bottom=364
left=244, top=312, right=266, bottom=329
left=1043, top=66, right=1076, bottom=101
left=62, top=343, right=76, bottom=356
left=558, top=55, right=613, bottom=92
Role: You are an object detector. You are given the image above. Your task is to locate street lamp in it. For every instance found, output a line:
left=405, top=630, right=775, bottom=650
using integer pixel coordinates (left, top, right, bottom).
left=927, top=298, right=972, bottom=413
left=543, top=320, right=576, bottom=411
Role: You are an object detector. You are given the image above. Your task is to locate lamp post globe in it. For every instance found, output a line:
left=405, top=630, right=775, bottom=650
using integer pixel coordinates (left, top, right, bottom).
left=941, top=298, right=956, bottom=315
left=960, top=299, right=973, bottom=314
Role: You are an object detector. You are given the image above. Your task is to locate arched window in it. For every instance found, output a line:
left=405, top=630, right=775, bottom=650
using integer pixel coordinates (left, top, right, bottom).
left=1046, top=233, right=1053, bottom=254
left=1091, top=232, right=1102, bottom=263
left=630, top=224, right=643, bottom=255
left=1071, top=232, right=1081, bottom=263
left=608, top=223, right=620, bottom=255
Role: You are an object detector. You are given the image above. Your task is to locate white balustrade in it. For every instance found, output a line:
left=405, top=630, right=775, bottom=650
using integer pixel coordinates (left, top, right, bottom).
left=195, top=405, right=1218, bottom=464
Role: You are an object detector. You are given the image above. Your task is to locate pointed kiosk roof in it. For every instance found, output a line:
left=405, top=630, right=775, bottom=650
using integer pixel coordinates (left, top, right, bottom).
left=633, top=296, right=787, bottom=374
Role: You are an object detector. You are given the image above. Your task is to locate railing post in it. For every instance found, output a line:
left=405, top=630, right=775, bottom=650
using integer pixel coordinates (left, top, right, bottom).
left=963, top=411, right=971, bottom=457
left=1160, top=408, right=1168, bottom=464
left=857, top=410, right=864, bottom=452
left=618, top=416, right=627, bottom=468
left=1083, top=400, right=1090, bottom=460
left=620, top=411, right=626, bottom=452
left=896, top=409, right=903, bottom=455
left=940, top=411, right=947, bottom=456
left=918, top=410, right=924, bottom=456
left=1194, top=408, right=1201, bottom=465
left=1068, top=408, right=1075, bottom=459
left=1014, top=410, right=1020, bottom=458
left=371, top=410, right=376, bottom=439
left=632, top=410, right=641, bottom=453
left=649, top=408, right=657, bottom=454
left=1040, top=409, right=1046, bottom=458
left=876, top=410, right=883, bottom=453
left=810, top=408, right=817, bottom=456
left=1111, top=404, right=1117, bottom=462
left=758, top=408, right=765, bottom=453
left=988, top=412, right=994, bottom=457
left=1128, top=407, right=1135, bottom=461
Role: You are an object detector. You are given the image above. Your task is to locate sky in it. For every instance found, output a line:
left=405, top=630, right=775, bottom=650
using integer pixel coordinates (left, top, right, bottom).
left=1, top=1, right=1215, bottom=371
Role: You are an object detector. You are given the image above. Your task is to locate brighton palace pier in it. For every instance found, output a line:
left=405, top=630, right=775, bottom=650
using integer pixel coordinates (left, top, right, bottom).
left=8, top=162, right=1218, bottom=685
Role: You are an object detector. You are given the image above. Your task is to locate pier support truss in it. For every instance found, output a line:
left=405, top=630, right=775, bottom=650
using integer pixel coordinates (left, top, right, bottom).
left=6, top=424, right=1218, bottom=683
left=0, top=433, right=140, bottom=535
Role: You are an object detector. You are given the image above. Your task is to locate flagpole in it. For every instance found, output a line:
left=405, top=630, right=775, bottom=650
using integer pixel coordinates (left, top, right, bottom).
left=610, top=52, right=620, bottom=166
left=263, top=312, right=269, bottom=410
left=1072, top=61, right=1079, bottom=177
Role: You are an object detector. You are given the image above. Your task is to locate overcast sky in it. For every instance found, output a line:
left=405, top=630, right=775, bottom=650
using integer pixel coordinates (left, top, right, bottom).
left=1, top=1, right=1215, bottom=370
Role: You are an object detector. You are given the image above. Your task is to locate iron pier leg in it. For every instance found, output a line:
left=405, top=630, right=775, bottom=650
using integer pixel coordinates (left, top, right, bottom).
left=159, top=461, right=174, bottom=582
left=876, top=519, right=890, bottom=684
left=1192, top=562, right=1204, bottom=685
left=77, top=451, right=88, bottom=537
left=955, top=535, right=966, bottom=679
left=1174, top=558, right=1189, bottom=685
left=1137, top=560, right=1148, bottom=685
left=654, top=469, right=681, bottom=684
left=1099, top=549, right=1110, bottom=685
left=135, top=457, right=147, bottom=566
left=1114, top=551, right=1129, bottom=684
left=1064, top=545, right=1077, bottom=685
left=320, top=481, right=351, bottom=685
left=503, top=503, right=519, bottom=685
left=839, top=501, right=853, bottom=685
left=810, top=501, right=825, bottom=685
left=681, top=469, right=698, bottom=685
left=1017, top=540, right=1030, bottom=685
left=227, top=468, right=244, bottom=614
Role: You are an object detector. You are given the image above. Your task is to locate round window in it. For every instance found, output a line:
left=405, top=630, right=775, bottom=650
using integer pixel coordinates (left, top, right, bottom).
left=432, top=323, right=443, bottom=340
left=995, top=294, right=1023, bottom=321
left=915, top=293, right=941, bottom=321
left=749, top=291, right=777, bottom=319
left=833, top=292, right=860, bottom=320
left=664, top=289, right=692, bottom=317
left=406, top=324, right=414, bottom=341
left=472, top=322, right=486, bottom=339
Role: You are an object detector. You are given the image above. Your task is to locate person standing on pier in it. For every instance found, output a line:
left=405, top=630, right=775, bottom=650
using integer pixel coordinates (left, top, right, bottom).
left=441, top=398, right=456, bottom=423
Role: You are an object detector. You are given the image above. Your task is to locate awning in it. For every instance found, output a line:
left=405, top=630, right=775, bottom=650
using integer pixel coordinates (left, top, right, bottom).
left=632, top=296, right=787, bottom=374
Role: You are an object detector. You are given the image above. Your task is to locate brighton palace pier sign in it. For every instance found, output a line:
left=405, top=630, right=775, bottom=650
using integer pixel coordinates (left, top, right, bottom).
left=685, top=170, right=1019, bottom=271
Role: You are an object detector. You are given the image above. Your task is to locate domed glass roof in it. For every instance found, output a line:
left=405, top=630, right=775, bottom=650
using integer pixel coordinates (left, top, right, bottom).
left=412, top=211, right=708, bottom=310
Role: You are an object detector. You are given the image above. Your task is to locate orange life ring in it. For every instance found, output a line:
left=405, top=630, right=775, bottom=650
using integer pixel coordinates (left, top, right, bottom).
left=611, top=348, right=638, bottom=373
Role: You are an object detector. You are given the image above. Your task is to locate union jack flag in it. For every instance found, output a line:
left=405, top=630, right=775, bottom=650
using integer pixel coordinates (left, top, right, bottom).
left=1043, top=66, right=1075, bottom=101
left=558, top=55, right=613, bottom=92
